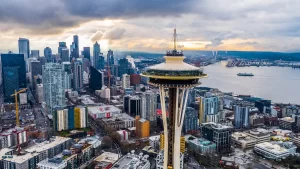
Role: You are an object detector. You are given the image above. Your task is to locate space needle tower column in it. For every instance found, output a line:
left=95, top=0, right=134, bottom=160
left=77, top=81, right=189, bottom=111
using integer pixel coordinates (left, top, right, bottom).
left=142, top=29, right=207, bottom=169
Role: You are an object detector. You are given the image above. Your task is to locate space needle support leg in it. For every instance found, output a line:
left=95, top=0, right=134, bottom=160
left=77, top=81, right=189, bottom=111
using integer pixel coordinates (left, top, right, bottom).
left=159, top=86, right=168, bottom=169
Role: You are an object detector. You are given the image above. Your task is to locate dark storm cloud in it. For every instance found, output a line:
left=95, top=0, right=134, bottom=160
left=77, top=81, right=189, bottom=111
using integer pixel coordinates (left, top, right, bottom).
left=63, top=0, right=197, bottom=19
left=0, top=0, right=83, bottom=34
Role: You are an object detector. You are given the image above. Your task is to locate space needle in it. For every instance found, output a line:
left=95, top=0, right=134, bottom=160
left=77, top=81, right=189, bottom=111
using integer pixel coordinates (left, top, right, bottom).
left=142, top=29, right=207, bottom=169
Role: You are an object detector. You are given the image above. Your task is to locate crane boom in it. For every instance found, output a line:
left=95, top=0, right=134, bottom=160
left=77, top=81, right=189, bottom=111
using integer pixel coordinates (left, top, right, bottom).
left=11, top=88, right=27, bottom=127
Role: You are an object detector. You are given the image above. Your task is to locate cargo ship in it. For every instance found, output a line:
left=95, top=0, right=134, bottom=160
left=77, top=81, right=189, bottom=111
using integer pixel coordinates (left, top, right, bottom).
left=237, top=73, right=254, bottom=76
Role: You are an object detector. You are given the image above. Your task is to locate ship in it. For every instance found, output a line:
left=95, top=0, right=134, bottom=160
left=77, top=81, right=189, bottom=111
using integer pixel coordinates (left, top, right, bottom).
left=237, top=72, right=254, bottom=76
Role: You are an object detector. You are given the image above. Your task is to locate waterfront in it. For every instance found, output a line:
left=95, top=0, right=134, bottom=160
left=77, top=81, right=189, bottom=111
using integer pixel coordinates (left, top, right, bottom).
left=201, top=61, right=300, bottom=104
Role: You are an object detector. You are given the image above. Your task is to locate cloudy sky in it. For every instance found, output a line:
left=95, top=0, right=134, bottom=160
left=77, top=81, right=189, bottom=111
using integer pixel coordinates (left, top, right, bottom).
left=1, top=0, right=300, bottom=54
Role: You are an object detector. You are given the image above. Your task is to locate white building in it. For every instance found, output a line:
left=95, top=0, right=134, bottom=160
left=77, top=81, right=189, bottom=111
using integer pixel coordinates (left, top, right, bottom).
left=56, top=109, right=69, bottom=131
left=37, top=157, right=67, bottom=169
left=122, top=74, right=130, bottom=89
left=254, top=142, right=290, bottom=161
left=111, top=151, right=150, bottom=169
left=88, top=105, right=121, bottom=119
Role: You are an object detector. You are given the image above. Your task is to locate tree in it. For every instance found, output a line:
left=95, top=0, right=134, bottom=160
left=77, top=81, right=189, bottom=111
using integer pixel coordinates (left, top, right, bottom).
left=101, top=136, right=113, bottom=149
left=111, top=131, right=121, bottom=144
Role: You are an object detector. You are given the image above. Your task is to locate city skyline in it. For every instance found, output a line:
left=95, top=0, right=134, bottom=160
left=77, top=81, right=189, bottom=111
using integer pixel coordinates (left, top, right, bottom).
left=1, top=0, right=300, bottom=53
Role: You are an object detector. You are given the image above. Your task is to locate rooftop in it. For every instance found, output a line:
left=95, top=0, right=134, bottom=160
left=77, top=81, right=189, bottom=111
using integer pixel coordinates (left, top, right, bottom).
left=26, top=136, right=71, bottom=153
left=111, top=151, right=150, bottom=169
left=94, top=152, right=119, bottom=163
left=88, top=105, right=121, bottom=114
left=2, top=152, right=40, bottom=163
left=201, top=122, right=234, bottom=130
left=255, top=142, right=289, bottom=154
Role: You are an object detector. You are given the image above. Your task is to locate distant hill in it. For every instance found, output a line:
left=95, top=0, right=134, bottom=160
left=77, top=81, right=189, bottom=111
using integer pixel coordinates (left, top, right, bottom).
left=114, top=50, right=300, bottom=61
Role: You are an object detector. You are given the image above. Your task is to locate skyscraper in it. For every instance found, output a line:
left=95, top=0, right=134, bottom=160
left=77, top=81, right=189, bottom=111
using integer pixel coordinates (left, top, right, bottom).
left=107, top=49, right=114, bottom=67
left=233, top=105, right=250, bottom=129
left=82, top=47, right=91, bottom=61
left=44, top=47, right=52, bottom=62
left=18, top=38, right=30, bottom=60
left=58, top=42, right=67, bottom=56
left=70, top=35, right=79, bottom=59
left=30, top=60, right=42, bottom=87
left=93, top=42, right=105, bottom=69
left=89, top=66, right=104, bottom=91
left=72, top=61, right=83, bottom=90
left=31, top=50, right=40, bottom=58
left=43, top=63, right=69, bottom=113
left=145, top=91, right=157, bottom=121
left=1, top=54, right=26, bottom=101
left=61, top=48, right=70, bottom=62
left=118, top=58, right=132, bottom=77
left=142, top=29, right=207, bottom=169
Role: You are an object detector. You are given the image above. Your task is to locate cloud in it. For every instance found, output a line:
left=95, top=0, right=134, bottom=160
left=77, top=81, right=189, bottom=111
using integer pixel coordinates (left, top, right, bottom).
left=63, top=0, right=196, bottom=19
left=90, top=31, right=104, bottom=42
left=102, top=28, right=126, bottom=40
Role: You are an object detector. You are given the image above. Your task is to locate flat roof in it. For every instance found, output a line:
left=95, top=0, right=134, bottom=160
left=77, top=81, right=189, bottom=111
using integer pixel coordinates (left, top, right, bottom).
left=26, top=136, right=71, bottom=153
left=3, top=152, right=40, bottom=164
left=0, top=148, right=14, bottom=160
left=88, top=105, right=121, bottom=114
left=94, top=152, right=119, bottom=163
left=255, top=142, right=289, bottom=154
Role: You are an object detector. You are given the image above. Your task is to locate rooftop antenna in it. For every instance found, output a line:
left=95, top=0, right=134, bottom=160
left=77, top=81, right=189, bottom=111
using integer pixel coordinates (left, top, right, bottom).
left=173, top=28, right=177, bottom=51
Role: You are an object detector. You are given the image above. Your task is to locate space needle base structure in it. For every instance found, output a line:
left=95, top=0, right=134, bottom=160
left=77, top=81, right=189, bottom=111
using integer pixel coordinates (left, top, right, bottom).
left=142, top=29, right=207, bottom=169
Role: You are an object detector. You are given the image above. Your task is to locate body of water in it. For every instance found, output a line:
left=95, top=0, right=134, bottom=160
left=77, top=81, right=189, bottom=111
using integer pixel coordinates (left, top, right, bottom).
left=201, top=61, right=300, bottom=104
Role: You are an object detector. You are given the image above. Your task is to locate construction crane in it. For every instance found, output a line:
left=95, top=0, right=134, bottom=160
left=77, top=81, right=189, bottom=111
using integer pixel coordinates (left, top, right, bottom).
left=11, top=88, right=27, bottom=127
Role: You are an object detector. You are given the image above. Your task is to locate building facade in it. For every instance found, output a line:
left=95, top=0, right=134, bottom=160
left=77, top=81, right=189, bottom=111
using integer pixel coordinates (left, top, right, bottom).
left=43, top=63, right=69, bottom=113
left=233, top=105, right=250, bottom=129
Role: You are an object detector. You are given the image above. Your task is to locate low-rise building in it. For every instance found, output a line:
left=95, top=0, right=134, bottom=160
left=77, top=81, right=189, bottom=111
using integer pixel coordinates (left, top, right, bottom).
left=292, top=134, right=300, bottom=147
left=231, top=132, right=257, bottom=149
left=245, top=128, right=270, bottom=144
left=94, top=152, right=119, bottom=169
left=254, top=142, right=290, bottom=161
left=101, top=113, right=135, bottom=130
left=111, top=151, right=150, bottom=169
left=279, top=117, right=295, bottom=130
left=88, top=105, right=121, bottom=119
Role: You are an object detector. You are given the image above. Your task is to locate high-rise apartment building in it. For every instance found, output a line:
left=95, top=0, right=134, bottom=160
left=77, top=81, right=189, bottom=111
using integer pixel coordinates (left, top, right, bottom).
left=129, top=96, right=142, bottom=117
left=62, top=62, right=72, bottom=89
left=1, top=54, right=26, bottom=101
left=18, top=38, right=30, bottom=60
left=145, top=91, right=157, bottom=121
left=233, top=105, right=250, bottom=129
left=199, top=94, right=219, bottom=123
left=43, top=63, right=69, bottom=113
left=122, top=74, right=130, bottom=89
left=72, top=61, right=83, bottom=90
left=183, top=107, right=199, bottom=134
left=44, top=47, right=52, bottom=62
